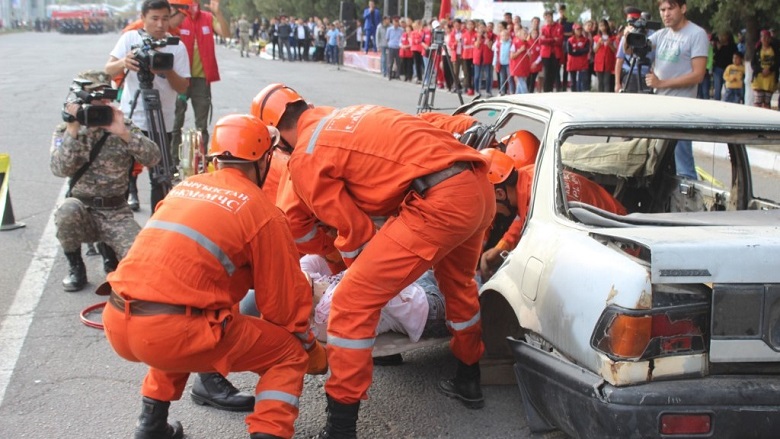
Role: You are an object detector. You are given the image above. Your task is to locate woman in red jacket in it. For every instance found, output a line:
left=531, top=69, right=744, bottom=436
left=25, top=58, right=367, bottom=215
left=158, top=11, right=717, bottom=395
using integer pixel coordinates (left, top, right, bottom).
left=592, top=19, right=617, bottom=92
left=410, top=21, right=425, bottom=84
left=399, top=24, right=414, bottom=82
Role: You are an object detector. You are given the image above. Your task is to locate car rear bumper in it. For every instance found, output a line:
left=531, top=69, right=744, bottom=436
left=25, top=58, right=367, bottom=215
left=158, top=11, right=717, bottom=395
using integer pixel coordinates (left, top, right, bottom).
left=509, top=337, right=780, bottom=439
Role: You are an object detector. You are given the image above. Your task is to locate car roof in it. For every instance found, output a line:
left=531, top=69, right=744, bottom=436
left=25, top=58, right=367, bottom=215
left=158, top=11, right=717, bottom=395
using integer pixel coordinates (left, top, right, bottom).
left=482, top=93, right=780, bottom=129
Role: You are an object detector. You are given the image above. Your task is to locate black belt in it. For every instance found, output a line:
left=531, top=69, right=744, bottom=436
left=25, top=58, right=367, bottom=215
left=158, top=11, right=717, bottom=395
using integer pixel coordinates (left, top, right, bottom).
left=109, top=290, right=206, bottom=316
left=411, top=162, right=472, bottom=195
left=74, top=195, right=127, bottom=209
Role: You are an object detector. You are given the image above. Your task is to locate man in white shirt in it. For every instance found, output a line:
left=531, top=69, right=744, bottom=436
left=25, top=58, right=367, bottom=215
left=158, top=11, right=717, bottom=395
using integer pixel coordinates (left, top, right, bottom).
left=105, top=0, right=190, bottom=210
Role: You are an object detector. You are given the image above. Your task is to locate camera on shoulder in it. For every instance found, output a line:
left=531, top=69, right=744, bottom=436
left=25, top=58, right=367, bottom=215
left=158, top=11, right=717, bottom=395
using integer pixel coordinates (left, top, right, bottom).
left=61, top=78, right=118, bottom=127
left=131, top=30, right=180, bottom=73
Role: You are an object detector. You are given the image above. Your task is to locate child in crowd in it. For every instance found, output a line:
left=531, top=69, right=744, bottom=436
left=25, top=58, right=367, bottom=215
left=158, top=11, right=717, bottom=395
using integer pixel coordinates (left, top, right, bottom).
left=510, top=27, right=531, bottom=94
left=566, top=23, right=591, bottom=92
left=495, top=29, right=513, bottom=94
left=723, top=51, right=745, bottom=104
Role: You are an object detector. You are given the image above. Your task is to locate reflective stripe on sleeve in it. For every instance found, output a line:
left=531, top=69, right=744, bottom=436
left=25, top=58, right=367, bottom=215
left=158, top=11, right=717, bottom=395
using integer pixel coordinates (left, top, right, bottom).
left=327, top=335, right=375, bottom=350
left=294, top=225, right=319, bottom=244
left=339, top=242, right=367, bottom=260
left=146, top=220, right=236, bottom=275
left=446, top=311, right=481, bottom=332
left=306, top=109, right=340, bottom=154
left=255, top=390, right=299, bottom=408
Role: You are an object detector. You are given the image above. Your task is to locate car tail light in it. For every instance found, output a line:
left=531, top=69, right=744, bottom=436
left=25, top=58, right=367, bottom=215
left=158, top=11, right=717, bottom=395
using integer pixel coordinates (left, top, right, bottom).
left=659, top=413, right=712, bottom=435
left=591, top=303, right=709, bottom=361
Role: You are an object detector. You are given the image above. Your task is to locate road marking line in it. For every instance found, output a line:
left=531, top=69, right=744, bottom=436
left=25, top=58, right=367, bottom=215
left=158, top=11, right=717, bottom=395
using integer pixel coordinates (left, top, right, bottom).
left=0, top=184, right=65, bottom=405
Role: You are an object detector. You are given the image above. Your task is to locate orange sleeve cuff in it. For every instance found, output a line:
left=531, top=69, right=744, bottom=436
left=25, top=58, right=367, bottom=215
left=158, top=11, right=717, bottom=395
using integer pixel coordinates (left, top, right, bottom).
left=495, top=240, right=511, bottom=252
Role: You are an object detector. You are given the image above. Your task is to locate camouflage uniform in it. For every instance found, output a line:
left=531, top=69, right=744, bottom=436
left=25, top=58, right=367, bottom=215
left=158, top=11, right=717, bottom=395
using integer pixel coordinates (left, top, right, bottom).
left=238, top=17, right=251, bottom=57
left=50, top=118, right=161, bottom=258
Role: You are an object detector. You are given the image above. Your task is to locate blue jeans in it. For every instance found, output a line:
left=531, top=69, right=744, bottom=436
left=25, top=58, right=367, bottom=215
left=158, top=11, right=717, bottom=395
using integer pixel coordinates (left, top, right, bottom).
left=712, top=67, right=724, bottom=101
left=473, top=64, right=492, bottom=94
left=724, top=88, right=743, bottom=104
left=380, top=47, right=388, bottom=76
left=569, top=70, right=588, bottom=92
left=675, top=140, right=697, bottom=180
left=515, top=76, right=528, bottom=94
left=325, top=44, right=337, bottom=64
left=698, top=72, right=711, bottom=99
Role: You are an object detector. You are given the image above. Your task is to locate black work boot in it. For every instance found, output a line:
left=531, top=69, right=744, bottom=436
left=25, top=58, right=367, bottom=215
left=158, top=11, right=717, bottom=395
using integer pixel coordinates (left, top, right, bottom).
left=249, top=433, right=284, bottom=439
left=437, top=360, right=485, bottom=409
left=134, top=396, right=184, bottom=439
left=313, top=393, right=360, bottom=439
left=62, top=250, right=87, bottom=292
left=191, top=373, right=255, bottom=412
left=128, top=175, right=140, bottom=212
left=96, top=242, right=119, bottom=273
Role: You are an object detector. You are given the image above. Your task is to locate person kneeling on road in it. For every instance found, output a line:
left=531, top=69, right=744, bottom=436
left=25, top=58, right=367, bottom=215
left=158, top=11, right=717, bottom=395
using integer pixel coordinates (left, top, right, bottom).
left=51, top=70, right=161, bottom=292
left=102, top=114, right=324, bottom=439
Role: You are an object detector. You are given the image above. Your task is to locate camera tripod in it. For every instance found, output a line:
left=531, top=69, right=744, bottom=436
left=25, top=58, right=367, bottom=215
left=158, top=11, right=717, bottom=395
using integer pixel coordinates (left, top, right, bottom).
left=417, top=42, right=463, bottom=113
left=621, top=53, right=653, bottom=94
left=129, top=69, right=176, bottom=211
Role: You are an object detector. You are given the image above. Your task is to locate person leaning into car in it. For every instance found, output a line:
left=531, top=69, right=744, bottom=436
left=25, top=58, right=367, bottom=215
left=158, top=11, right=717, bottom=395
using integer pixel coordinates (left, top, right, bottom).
left=644, top=0, right=708, bottom=180
left=479, top=131, right=627, bottom=279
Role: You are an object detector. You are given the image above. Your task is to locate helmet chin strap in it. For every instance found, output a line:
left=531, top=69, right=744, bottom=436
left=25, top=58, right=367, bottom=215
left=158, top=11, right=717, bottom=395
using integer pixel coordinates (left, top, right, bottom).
left=277, top=135, right=294, bottom=154
left=254, top=150, right=274, bottom=188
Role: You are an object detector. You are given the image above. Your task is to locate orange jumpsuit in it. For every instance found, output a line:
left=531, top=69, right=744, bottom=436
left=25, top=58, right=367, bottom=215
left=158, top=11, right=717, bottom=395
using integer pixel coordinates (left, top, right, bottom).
left=285, top=105, right=496, bottom=404
left=417, top=112, right=478, bottom=134
left=261, top=148, right=291, bottom=203
left=495, top=165, right=627, bottom=251
left=103, top=168, right=312, bottom=439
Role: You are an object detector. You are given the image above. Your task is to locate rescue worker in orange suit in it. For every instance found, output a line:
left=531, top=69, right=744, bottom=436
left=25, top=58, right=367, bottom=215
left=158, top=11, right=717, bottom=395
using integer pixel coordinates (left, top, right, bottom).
left=253, top=83, right=496, bottom=439
left=251, top=85, right=346, bottom=275
left=480, top=131, right=627, bottom=278
left=102, top=114, right=326, bottom=439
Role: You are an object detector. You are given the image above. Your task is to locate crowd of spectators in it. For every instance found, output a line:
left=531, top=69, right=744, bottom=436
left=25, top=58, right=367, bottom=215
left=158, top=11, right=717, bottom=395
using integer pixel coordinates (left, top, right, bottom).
left=236, top=4, right=778, bottom=109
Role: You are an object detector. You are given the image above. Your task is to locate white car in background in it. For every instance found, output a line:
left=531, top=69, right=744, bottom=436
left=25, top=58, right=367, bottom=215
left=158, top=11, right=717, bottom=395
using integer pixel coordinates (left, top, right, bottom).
left=462, top=93, right=780, bottom=439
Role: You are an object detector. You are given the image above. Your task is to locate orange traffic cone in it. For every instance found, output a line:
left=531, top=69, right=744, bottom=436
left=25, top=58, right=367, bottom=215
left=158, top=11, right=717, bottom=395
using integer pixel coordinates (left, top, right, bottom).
left=0, top=153, right=26, bottom=231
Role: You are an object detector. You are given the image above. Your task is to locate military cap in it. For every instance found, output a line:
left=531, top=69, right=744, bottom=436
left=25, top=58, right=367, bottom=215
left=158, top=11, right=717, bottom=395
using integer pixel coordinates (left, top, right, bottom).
left=76, top=70, right=111, bottom=90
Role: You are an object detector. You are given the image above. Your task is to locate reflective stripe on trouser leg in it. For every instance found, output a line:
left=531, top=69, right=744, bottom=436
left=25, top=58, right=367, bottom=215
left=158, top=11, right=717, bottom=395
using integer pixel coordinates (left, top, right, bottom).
left=432, top=168, right=495, bottom=365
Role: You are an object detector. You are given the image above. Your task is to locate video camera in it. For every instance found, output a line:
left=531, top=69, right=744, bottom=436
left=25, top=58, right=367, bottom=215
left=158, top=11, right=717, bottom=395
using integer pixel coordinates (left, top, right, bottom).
left=61, top=79, right=118, bottom=127
left=131, top=30, right=180, bottom=73
left=433, top=28, right=446, bottom=45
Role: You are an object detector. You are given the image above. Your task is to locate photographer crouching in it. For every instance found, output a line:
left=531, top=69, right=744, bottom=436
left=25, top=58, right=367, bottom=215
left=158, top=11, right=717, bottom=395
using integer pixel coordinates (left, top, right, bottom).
left=51, top=71, right=161, bottom=292
left=105, top=0, right=190, bottom=211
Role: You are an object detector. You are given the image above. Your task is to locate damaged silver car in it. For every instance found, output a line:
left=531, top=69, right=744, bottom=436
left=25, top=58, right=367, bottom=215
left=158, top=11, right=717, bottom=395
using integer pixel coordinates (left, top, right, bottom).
left=466, top=93, right=780, bottom=438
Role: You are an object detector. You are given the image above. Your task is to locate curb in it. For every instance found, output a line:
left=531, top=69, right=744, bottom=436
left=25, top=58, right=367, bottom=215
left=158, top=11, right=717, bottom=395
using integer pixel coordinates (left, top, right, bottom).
left=693, top=141, right=780, bottom=175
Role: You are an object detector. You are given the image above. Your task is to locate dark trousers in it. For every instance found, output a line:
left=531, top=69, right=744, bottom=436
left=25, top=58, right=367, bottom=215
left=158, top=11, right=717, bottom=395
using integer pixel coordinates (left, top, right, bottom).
left=140, top=131, right=173, bottom=212
left=542, top=57, right=559, bottom=92
left=386, top=48, right=401, bottom=78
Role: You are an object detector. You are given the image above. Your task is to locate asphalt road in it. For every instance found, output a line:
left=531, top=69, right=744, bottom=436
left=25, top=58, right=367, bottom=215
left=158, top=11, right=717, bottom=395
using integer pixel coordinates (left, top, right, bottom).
left=0, top=31, right=529, bottom=439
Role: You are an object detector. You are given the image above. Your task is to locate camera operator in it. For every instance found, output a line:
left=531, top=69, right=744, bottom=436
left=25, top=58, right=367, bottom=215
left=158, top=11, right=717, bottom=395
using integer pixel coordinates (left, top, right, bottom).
left=615, top=7, right=654, bottom=93
left=51, top=71, right=161, bottom=292
left=105, top=0, right=190, bottom=210
left=645, top=0, right=708, bottom=180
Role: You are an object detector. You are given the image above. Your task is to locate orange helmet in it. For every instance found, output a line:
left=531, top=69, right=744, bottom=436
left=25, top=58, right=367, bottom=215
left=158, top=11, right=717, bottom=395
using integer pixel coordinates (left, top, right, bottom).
left=503, top=130, right=540, bottom=169
left=208, top=114, right=278, bottom=161
left=250, top=83, right=305, bottom=127
left=168, top=0, right=192, bottom=17
left=480, top=148, right=516, bottom=184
